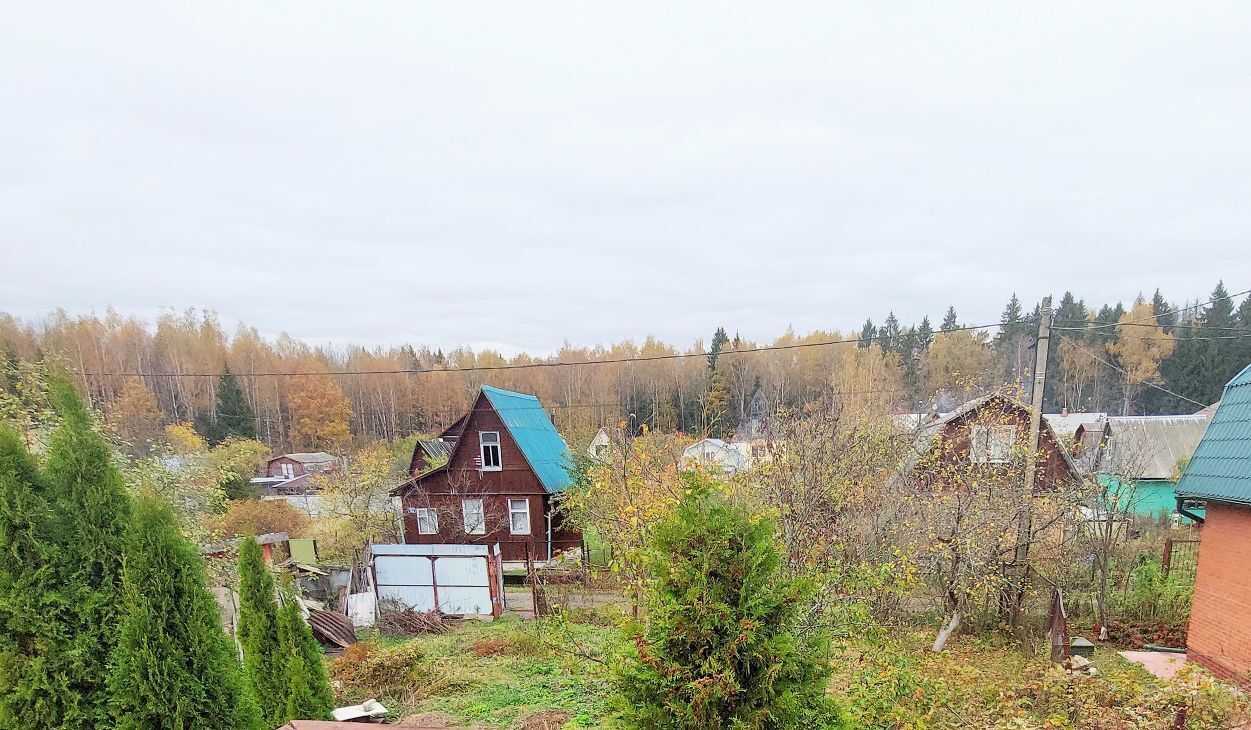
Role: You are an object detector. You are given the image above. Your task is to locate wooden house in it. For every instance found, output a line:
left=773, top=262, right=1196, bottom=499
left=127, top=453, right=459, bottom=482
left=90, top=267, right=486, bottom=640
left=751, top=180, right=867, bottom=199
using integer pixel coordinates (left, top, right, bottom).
left=266, top=452, right=339, bottom=480
left=901, top=393, right=1080, bottom=491
left=391, top=386, right=580, bottom=563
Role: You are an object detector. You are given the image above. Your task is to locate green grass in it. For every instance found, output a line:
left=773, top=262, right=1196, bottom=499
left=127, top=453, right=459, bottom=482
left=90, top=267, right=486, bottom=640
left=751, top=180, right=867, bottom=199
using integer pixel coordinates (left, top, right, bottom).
left=333, top=614, right=1248, bottom=729
left=338, top=616, right=620, bottom=728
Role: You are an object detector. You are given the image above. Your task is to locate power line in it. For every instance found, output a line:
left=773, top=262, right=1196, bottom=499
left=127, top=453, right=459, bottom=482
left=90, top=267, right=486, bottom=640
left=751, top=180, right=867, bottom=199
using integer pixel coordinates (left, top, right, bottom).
left=1052, top=334, right=1208, bottom=409
left=75, top=322, right=1003, bottom=379
left=1052, top=327, right=1251, bottom=341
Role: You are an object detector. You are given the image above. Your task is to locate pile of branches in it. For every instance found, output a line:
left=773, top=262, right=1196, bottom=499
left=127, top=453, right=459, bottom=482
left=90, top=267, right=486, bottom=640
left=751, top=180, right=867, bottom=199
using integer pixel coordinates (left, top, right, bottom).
left=376, top=600, right=455, bottom=638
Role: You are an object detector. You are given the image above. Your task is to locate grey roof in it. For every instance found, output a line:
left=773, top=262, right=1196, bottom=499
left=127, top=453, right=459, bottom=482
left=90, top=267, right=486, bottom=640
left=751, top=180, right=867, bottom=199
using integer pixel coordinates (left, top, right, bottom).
left=1043, top=412, right=1108, bottom=441
left=418, top=439, right=452, bottom=460
left=1098, top=415, right=1210, bottom=480
left=276, top=452, right=337, bottom=464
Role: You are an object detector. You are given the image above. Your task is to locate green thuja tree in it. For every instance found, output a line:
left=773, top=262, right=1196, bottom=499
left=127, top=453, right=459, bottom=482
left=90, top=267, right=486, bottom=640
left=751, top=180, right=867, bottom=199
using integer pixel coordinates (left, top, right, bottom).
left=237, top=537, right=286, bottom=726
left=0, top=426, right=71, bottom=728
left=42, top=376, right=132, bottom=729
left=108, top=495, right=263, bottom=730
left=617, top=474, right=846, bottom=729
left=275, top=578, right=335, bottom=723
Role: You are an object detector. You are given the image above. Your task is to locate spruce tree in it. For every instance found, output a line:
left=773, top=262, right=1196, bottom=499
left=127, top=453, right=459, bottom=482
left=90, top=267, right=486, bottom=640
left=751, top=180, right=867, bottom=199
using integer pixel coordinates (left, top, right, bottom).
left=214, top=367, right=256, bottom=444
left=237, top=537, right=286, bottom=726
left=0, top=426, right=70, bottom=728
left=879, top=312, right=901, bottom=353
left=940, top=307, right=959, bottom=332
left=108, top=496, right=263, bottom=730
left=618, top=474, right=844, bottom=729
left=857, top=318, right=875, bottom=347
left=275, top=578, right=334, bottom=723
left=42, top=376, right=131, bottom=729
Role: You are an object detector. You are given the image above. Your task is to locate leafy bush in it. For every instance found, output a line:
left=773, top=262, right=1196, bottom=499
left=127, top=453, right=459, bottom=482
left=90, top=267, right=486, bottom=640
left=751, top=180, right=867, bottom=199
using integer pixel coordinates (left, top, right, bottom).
left=616, top=473, right=847, bottom=729
left=1112, top=555, right=1192, bottom=643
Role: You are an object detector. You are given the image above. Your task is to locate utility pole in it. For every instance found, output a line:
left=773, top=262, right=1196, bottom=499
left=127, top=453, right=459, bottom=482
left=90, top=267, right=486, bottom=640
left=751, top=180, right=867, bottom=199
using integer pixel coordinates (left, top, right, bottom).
left=1009, top=296, right=1052, bottom=625
left=1024, top=296, right=1053, bottom=496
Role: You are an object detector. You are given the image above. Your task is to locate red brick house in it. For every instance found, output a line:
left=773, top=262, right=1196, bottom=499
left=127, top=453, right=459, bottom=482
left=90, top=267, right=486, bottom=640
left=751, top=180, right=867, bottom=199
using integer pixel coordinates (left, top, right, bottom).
left=391, top=386, right=581, bottom=563
left=1175, top=362, right=1251, bottom=687
left=901, top=393, right=1081, bottom=491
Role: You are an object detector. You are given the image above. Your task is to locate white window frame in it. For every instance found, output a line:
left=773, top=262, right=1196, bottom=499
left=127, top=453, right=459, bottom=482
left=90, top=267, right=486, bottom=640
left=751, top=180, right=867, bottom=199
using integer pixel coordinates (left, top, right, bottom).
left=415, top=507, right=439, bottom=535
left=480, top=431, right=502, bottom=472
left=462, top=498, right=485, bottom=535
left=281, top=462, right=295, bottom=479
left=508, top=498, right=531, bottom=535
left=971, top=425, right=1017, bottom=464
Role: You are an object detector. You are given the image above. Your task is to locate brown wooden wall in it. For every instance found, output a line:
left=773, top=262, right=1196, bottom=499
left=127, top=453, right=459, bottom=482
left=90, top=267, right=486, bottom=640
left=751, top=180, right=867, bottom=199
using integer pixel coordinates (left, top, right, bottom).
left=916, top=398, right=1078, bottom=491
left=398, top=393, right=582, bottom=561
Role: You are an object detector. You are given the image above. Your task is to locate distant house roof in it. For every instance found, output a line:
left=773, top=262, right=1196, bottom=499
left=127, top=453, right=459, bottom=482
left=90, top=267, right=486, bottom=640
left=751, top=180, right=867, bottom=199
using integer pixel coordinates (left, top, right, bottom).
left=1095, top=415, right=1210, bottom=481
left=273, top=452, right=337, bottom=465
left=481, top=386, right=574, bottom=493
left=1043, top=412, right=1108, bottom=441
left=681, top=437, right=749, bottom=473
left=1176, top=362, right=1251, bottom=506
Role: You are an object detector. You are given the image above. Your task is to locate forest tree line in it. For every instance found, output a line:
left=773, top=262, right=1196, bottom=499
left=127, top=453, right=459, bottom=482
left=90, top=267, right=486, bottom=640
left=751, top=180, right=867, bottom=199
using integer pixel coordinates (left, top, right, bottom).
left=1, top=282, right=1248, bottom=453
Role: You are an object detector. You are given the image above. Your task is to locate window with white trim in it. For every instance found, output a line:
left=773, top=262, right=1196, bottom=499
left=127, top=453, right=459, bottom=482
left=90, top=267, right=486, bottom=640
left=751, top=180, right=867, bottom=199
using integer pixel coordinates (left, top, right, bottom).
left=971, top=425, right=1017, bottom=464
left=480, top=431, right=502, bottom=471
left=462, top=498, right=485, bottom=535
left=508, top=498, right=530, bottom=535
left=415, top=507, right=439, bottom=535
left=281, top=462, right=295, bottom=479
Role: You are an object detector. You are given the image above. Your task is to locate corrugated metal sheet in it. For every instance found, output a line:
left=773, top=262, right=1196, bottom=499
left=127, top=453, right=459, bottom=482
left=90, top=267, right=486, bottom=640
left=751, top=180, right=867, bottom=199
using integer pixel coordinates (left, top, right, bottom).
left=1101, top=415, right=1210, bottom=480
left=482, top=385, right=574, bottom=493
left=1176, top=362, right=1251, bottom=505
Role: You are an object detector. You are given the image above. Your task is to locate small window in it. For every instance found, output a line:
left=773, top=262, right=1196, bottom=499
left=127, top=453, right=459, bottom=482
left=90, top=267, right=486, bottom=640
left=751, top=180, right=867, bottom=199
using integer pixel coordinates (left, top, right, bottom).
left=462, top=498, right=485, bottom=535
left=971, top=425, right=1017, bottom=464
left=508, top=498, right=530, bottom=535
left=416, top=508, right=439, bottom=535
left=281, top=462, right=295, bottom=479
left=480, top=431, right=502, bottom=471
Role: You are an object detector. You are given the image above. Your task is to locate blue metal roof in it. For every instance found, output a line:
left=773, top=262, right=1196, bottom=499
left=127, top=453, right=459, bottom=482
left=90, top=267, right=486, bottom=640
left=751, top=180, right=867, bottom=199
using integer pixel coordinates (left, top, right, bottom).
left=481, top=385, right=574, bottom=494
left=1175, top=361, right=1251, bottom=506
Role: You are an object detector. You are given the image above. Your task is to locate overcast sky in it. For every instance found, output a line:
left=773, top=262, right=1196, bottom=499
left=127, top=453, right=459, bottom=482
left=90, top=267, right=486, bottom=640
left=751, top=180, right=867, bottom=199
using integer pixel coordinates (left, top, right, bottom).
left=2, top=2, right=1248, bottom=355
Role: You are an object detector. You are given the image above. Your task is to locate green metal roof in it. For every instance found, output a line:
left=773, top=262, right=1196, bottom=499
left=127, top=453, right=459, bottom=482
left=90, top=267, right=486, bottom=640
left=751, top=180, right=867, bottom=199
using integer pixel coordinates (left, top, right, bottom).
left=481, top=386, right=574, bottom=494
left=1175, top=362, right=1251, bottom=506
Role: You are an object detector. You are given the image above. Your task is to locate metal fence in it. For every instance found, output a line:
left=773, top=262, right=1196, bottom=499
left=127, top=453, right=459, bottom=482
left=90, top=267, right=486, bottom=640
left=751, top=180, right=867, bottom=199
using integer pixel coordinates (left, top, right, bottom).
left=1162, top=537, right=1201, bottom=582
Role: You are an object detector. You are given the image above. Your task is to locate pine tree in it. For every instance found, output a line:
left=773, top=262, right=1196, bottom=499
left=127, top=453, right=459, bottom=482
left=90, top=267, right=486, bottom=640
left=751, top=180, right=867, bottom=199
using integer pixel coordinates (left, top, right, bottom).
left=940, top=307, right=959, bottom=332
left=108, top=496, right=263, bottom=730
left=857, top=318, right=876, bottom=348
left=238, top=537, right=286, bottom=726
left=213, top=366, right=256, bottom=444
left=1195, top=282, right=1243, bottom=403
left=275, top=579, right=334, bottom=723
left=1151, top=289, right=1175, bottom=332
left=42, top=376, right=131, bottom=729
left=1235, top=293, right=1251, bottom=371
left=0, top=426, right=69, bottom=729
left=879, top=312, right=901, bottom=353
left=1044, top=292, right=1089, bottom=411
left=706, top=328, right=729, bottom=372
left=618, top=474, right=845, bottom=729
left=916, top=316, right=934, bottom=351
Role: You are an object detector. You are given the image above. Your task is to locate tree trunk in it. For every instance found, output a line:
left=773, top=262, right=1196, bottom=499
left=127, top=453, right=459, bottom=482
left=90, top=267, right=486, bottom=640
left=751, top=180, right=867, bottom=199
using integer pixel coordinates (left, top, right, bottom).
left=932, top=607, right=962, bottom=652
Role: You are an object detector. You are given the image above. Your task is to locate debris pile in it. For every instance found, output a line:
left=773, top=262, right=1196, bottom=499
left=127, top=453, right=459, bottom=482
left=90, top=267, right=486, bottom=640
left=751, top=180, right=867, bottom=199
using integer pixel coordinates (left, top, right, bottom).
left=376, top=600, right=454, bottom=637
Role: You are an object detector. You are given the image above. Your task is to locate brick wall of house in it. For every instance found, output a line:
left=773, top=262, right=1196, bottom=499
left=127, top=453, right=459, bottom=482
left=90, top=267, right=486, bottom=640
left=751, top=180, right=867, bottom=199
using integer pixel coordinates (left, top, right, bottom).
left=1187, top=502, right=1251, bottom=687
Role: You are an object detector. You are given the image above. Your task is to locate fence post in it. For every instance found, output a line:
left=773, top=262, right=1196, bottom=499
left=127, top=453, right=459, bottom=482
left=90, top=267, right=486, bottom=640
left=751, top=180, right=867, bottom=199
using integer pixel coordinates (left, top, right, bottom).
left=1163, top=537, right=1174, bottom=576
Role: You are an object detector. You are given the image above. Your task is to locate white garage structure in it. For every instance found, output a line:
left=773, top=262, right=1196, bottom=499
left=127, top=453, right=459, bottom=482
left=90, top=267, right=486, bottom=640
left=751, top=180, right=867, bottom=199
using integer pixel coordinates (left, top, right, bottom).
left=370, top=543, right=503, bottom=618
